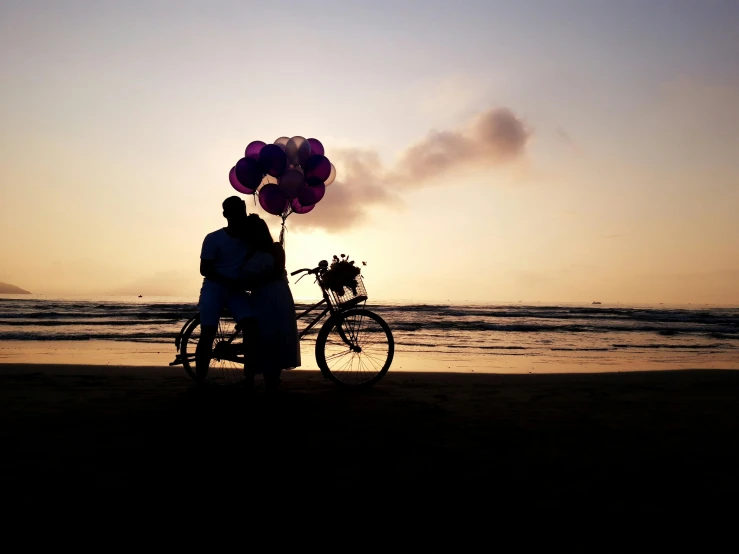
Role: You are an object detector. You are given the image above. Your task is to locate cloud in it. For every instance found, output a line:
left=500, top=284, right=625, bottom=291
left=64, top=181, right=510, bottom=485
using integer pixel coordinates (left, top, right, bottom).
left=282, top=106, right=531, bottom=232
left=284, top=149, right=404, bottom=232
left=393, top=108, right=531, bottom=186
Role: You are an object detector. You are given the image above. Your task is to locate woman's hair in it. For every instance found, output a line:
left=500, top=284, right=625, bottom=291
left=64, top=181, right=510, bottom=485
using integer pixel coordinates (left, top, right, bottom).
left=246, top=214, right=274, bottom=251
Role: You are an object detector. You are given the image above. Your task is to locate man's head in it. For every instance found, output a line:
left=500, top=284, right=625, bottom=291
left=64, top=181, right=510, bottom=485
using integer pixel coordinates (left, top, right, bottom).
left=222, top=196, right=247, bottom=224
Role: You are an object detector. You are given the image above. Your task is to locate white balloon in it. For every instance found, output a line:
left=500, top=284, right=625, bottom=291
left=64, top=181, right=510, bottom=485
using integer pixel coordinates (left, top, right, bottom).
left=285, top=136, right=311, bottom=167
left=274, top=137, right=289, bottom=152
left=324, top=163, right=337, bottom=186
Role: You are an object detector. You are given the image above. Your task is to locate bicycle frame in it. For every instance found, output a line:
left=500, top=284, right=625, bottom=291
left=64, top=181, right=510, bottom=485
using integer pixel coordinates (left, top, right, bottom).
left=296, top=297, right=332, bottom=339
left=172, top=288, right=347, bottom=368
left=295, top=283, right=362, bottom=344
left=172, top=268, right=365, bottom=373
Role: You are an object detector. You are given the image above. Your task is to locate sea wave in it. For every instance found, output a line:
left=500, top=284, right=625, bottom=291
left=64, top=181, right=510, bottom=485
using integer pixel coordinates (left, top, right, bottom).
left=1, top=298, right=738, bottom=355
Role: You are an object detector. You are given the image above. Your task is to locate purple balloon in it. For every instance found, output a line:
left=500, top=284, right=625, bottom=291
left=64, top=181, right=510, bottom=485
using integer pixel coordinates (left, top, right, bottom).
left=291, top=197, right=315, bottom=214
left=234, top=157, right=263, bottom=190
left=258, top=144, right=287, bottom=178
left=278, top=168, right=306, bottom=199
left=307, top=138, right=324, bottom=157
left=298, top=182, right=325, bottom=205
left=258, top=183, right=289, bottom=216
left=245, top=140, right=266, bottom=159
left=229, top=166, right=256, bottom=195
left=303, top=155, right=331, bottom=182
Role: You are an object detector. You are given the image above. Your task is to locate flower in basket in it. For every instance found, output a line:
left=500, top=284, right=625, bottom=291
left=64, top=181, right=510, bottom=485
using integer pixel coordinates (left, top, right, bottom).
left=321, top=254, right=362, bottom=296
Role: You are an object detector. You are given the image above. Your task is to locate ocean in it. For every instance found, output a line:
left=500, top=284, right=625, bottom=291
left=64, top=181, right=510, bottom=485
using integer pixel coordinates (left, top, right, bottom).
left=1, top=295, right=738, bottom=371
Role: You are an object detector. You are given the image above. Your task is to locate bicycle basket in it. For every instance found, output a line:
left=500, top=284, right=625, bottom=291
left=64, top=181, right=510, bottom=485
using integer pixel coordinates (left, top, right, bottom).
left=322, top=274, right=368, bottom=310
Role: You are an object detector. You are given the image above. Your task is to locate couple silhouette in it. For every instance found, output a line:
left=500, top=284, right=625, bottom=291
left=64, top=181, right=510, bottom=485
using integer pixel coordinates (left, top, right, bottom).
left=195, top=196, right=300, bottom=390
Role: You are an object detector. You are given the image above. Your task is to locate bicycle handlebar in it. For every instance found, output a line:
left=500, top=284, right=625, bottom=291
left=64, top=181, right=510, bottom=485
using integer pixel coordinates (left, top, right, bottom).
left=290, top=260, right=328, bottom=277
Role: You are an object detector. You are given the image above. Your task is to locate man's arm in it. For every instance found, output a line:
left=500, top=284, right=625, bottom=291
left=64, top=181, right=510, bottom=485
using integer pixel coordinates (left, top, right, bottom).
left=200, top=259, right=241, bottom=288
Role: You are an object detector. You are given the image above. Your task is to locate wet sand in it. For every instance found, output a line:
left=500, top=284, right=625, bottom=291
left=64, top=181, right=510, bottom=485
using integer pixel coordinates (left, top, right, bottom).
left=2, top=363, right=739, bottom=525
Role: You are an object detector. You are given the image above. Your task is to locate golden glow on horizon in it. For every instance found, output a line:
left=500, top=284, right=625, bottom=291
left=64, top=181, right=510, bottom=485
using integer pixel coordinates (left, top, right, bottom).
left=0, top=4, right=737, bottom=304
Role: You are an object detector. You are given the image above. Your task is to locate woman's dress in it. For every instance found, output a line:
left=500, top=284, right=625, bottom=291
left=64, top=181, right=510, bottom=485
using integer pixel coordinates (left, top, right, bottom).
left=241, top=244, right=300, bottom=373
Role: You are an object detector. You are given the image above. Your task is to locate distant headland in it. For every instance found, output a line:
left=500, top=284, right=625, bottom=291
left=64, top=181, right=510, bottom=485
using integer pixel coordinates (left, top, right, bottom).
left=0, top=282, right=31, bottom=294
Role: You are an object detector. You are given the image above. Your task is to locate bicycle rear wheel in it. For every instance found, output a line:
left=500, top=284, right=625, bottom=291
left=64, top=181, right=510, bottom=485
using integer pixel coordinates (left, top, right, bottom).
left=181, top=314, right=247, bottom=386
left=315, top=308, right=394, bottom=388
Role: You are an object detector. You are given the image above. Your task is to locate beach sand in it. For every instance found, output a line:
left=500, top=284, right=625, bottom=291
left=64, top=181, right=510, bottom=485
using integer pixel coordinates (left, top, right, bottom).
left=2, top=363, right=738, bottom=525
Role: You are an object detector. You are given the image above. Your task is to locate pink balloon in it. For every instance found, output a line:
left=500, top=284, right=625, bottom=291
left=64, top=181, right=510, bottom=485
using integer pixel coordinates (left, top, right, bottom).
left=291, top=197, right=314, bottom=214
left=258, top=184, right=288, bottom=216
left=229, top=166, right=255, bottom=195
left=307, top=138, right=324, bottom=157
left=278, top=168, right=306, bottom=199
left=245, top=140, right=266, bottom=159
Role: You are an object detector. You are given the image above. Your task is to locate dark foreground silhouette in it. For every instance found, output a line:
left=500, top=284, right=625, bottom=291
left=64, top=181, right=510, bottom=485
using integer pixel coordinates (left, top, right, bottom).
left=1, top=364, right=738, bottom=527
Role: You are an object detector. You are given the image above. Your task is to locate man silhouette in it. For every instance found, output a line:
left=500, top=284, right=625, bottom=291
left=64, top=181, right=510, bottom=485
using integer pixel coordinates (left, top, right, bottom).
left=195, top=196, right=257, bottom=384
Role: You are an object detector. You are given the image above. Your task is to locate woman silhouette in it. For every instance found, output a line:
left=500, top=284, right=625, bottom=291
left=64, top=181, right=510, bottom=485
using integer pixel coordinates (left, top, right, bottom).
left=241, top=214, right=300, bottom=391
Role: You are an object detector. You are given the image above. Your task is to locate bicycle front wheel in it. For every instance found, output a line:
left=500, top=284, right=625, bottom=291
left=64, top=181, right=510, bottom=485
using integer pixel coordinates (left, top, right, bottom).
left=315, top=308, right=394, bottom=388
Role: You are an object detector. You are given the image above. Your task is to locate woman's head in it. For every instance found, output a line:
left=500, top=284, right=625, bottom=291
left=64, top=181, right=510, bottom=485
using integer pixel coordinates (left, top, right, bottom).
left=246, top=214, right=274, bottom=250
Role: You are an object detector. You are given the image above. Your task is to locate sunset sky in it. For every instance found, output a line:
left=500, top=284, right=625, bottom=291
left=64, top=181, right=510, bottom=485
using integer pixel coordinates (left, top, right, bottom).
left=1, top=0, right=737, bottom=303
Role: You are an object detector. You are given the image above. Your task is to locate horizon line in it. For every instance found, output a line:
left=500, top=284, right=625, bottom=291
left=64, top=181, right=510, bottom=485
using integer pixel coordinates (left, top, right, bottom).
left=1, top=293, right=738, bottom=308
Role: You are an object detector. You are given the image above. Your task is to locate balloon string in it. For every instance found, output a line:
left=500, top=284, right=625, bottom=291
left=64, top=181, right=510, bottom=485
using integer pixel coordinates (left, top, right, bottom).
left=279, top=219, right=287, bottom=248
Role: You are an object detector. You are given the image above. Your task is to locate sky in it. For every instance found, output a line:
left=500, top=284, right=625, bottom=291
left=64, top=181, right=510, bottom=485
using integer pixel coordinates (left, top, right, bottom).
left=1, top=0, right=738, bottom=304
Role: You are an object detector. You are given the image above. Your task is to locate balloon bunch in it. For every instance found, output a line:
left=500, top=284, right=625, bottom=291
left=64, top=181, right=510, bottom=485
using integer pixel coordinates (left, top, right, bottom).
left=228, top=137, right=336, bottom=220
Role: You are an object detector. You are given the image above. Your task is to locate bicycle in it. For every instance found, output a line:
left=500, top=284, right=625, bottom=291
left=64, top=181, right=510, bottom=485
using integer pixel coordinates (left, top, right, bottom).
left=170, top=259, right=394, bottom=388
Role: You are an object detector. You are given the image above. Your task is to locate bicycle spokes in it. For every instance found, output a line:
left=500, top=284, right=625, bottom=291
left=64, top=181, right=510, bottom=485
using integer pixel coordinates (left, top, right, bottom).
left=320, top=310, right=392, bottom=386
left=181, top=317, right=246, bottom=386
